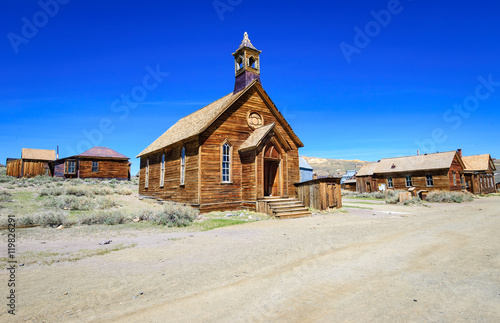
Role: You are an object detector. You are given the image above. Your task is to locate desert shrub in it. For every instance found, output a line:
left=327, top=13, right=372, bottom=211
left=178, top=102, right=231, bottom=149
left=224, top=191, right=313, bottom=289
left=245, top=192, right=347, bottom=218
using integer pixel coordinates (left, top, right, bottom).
left=46, top=195, right=94, bottom=211
left=0, top=175, right=14, bottom=183
left=403, top=197, right=423, bottom=205
left=113, top=187, right=132, bottom=195
left=384, top=190, right=407, bottom=204
left=92, top=186, right=114, bottom=195
left=65, top=186, right=89, bottom=196
left=68, top=178, right=85, bottom=186
left=39, top=187, right=65, bottom=197
left=95, top=197, right=117, bottom=209
left=0, top=190, right=12, bottom=202
left=0, top=211, right=72, bottom=227
left=146, top=203, right=199, bottom=227
left=341, top=190, right=357, bottom=197
left=80, top=210, right=129, bottom=225
left=426, top=191, right=474, bottom=203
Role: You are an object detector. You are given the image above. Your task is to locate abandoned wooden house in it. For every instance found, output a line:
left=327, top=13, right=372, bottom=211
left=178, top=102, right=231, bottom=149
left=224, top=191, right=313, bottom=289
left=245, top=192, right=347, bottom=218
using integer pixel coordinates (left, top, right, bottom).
left=137, top=33, right=314, bottom=218
left=49, top=146, right=130, bottom=180
left=6, top=148, right=55, bottom=177
left=462, top=154, right=497, bottom=194
left=355, top=163, right=378, bottom=193
left=356, top=150, right=466, bottom=193
left=342, top=177, right=357, bottom=191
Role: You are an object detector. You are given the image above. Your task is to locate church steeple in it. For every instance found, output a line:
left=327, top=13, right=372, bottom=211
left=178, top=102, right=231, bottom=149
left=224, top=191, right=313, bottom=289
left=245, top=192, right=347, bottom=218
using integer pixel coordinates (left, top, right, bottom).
left=232, top=32, right=261, bottom=93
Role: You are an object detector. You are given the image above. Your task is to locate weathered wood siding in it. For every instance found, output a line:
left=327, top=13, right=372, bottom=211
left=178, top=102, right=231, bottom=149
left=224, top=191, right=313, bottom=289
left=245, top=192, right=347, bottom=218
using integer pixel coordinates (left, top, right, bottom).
left=295, top=178, right=342, bottom=210
left=139, top=139, right=199, bottom=205
left=78, top=159, right=128, bottom=179
left=6, top=159, right=49, bottom=178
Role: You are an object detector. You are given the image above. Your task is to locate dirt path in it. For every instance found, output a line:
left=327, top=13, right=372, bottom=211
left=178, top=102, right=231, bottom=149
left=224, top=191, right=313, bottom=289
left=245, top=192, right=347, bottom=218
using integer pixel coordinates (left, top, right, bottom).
left=2, top=197, right=500, bottom=322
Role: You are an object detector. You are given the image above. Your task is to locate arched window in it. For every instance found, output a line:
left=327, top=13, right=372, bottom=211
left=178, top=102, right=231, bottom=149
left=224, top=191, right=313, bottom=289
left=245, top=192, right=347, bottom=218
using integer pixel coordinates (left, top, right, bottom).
left=180, top=147, right=185, bottom=185
left=221, top=142, right=232, bottom=183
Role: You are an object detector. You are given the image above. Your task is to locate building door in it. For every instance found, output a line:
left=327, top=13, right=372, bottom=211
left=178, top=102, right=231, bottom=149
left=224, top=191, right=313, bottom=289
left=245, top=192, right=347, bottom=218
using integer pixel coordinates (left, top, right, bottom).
left=263, top=142, right=282, bottom=197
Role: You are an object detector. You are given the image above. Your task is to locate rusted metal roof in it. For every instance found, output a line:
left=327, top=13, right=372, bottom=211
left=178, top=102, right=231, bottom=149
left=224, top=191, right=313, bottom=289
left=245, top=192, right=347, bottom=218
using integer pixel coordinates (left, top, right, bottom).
left=78, top=147, right=129, bottom=159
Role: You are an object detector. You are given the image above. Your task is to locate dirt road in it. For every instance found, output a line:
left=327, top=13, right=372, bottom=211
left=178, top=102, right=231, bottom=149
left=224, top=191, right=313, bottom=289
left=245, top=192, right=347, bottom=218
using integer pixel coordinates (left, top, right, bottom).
left=2, top=197, right=500, bottom=322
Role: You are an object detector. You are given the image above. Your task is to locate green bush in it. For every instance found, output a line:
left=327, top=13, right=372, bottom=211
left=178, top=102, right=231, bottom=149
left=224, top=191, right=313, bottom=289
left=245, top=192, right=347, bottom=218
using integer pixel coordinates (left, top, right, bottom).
left=426, top=191, right=474, bottom=203
left=80, top=210, right=129, bottom=225
left=45, top=195, right=93, bottom=211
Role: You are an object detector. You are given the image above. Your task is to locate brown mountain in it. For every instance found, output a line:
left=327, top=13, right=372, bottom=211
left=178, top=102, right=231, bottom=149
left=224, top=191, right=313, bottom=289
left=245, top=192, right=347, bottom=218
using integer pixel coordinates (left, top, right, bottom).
left=302, top=156, right=370, bottom=177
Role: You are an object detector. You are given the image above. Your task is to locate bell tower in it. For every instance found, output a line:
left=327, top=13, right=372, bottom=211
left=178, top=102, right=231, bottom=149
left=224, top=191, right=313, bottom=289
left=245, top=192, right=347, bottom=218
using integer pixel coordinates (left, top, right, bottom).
left=232, top=32, right=261, bottom=93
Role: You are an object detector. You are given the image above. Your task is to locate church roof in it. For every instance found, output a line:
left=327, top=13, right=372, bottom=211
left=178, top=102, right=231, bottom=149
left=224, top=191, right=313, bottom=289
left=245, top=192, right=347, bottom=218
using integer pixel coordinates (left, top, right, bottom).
left=137, top=81, right=303, bottom=157
left=234, top=32, right=259, bottom=52
left=239, top=123, right=275, bottom=152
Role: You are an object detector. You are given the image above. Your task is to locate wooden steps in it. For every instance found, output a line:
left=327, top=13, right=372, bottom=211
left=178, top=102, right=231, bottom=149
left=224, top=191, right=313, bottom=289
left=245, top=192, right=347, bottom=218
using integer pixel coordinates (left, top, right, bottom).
left=257, top=197, right=312, bottom=219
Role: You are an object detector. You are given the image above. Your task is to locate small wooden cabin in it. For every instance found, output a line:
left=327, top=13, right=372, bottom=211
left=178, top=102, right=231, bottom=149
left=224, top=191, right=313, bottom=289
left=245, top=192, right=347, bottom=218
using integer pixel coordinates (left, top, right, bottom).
left=355, top=163, right=378, bottom=193
left=49, top=147, right=130, bottom=180
left=356, top=151, right=466, bottom=193
left=462, top=154, right=496, bottom=194
left=137, top=33, right=309, bottom=216
left=342, top=177, right=357, bottom=191
left=6, top=148, right=55, bottom=177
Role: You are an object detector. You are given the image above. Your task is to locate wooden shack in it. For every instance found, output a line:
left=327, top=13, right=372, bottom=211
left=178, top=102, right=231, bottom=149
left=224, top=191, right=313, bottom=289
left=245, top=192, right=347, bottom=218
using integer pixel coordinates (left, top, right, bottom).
left=6, top=148, right=55, bottom=177
left=49, top=146, right=130, bottom=180
left=355, top=163, right=378, bottom=193
left=462, top=154, right=496, bottom=194
left=137, top=33, right=310, bottom=218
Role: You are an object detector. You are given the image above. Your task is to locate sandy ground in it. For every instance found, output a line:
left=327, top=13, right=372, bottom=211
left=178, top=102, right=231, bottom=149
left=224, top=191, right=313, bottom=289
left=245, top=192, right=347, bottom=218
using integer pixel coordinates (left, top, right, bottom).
left=1, top=196, right=500, bottom=322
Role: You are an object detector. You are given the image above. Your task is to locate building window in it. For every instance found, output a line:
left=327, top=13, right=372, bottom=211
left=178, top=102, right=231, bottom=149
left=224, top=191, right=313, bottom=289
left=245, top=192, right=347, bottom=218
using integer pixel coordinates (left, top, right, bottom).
left=145, top=159, right=149, bottom=189
left=426, top=174, right=434, bottom=187
left=65, top=160, right=76, bottom=174
left=180, top=146, right=185, bottom=185
left=460, top=175, right=465, bottom=188
left=92, top=161, right=99, bottom=173
left=221, top=142, right=232, bottom=183
left=160, top=154, right=165, bottom=187
left=405, top=175, right=412, bottom=187
left=387, top=177, right=393, bottom=188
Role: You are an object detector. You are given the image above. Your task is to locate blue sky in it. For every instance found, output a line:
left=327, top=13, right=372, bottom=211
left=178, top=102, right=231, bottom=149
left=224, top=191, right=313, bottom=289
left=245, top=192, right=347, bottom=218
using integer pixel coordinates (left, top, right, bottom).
left=1, top=0, right=499, bottom=175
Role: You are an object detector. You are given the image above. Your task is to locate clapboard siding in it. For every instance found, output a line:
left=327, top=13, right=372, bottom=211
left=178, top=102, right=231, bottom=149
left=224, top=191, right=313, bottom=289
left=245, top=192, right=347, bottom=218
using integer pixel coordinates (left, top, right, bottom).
left=78, top=159, right=128, bottom=179
left=139, top=139, right=199, bottom=205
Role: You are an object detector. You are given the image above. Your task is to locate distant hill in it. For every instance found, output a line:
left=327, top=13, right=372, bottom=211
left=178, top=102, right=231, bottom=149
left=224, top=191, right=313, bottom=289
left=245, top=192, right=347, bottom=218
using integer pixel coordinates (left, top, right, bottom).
left=302, top=156, right=370, bottom=177
left=0, top=163, right=4, bottom=167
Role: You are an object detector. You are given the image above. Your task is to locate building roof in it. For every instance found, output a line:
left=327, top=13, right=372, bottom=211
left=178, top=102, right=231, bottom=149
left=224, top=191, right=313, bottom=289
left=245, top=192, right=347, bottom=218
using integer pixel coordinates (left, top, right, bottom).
left=239, top=123, right=275, bottom=152
left=299, top=156, right=313, bottom=170
left=462, top=154, right=495, bottom=171
left=137, top=81, right=303, bottom=157
left=375, top=151, right=459, bottom=174
left=21, top=148, right=56, bottom=161
left=77, top=147, right=129, bottom=159
left=343, top=178, right=357, bottom=184
left=356, top=162, right=378, bottom=176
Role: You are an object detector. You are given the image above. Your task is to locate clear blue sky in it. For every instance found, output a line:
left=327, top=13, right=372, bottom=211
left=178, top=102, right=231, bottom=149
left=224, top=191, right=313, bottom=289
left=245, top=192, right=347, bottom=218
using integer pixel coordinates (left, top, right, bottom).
left=1, top=0, right=499, bottom=175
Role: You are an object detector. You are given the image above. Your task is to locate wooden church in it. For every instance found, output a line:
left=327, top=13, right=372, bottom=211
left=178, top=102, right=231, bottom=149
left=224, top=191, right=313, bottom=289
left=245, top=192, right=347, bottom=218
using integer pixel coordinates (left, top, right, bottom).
left=137, top=33, right=310, bottom=217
